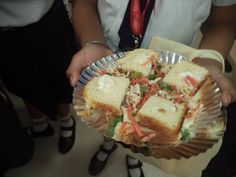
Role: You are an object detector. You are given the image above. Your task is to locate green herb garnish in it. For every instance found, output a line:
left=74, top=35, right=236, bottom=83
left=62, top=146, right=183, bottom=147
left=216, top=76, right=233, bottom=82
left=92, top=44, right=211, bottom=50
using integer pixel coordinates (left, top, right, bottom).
left=106, top=116, right=123, bottom=137
left=180, top=129, right=191, bottom=141
left=156, top=61, right=162, bottom=70
left=158, top=82, right=172, bottom=91
left=140, top=85, right=148, bottom=96
left=148, top=74, right=156, bottom=80
left=129, top=71, right=143, bottom=79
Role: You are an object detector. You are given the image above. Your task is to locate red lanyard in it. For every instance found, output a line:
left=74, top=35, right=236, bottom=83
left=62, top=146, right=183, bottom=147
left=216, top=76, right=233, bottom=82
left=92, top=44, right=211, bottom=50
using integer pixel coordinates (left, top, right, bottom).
left=130, top=0, right=150, bottom=48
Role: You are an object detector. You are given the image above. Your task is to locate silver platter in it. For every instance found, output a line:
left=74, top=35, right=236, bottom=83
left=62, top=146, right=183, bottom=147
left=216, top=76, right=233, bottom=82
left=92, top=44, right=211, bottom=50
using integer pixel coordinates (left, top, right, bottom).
left=73, top=50, right=226, bottom=159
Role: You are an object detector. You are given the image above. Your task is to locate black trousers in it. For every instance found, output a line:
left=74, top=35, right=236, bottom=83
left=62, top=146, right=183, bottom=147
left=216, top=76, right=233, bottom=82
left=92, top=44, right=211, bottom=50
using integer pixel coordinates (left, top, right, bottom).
left=0, top=0, right=78, bottom=118
left=0, top=94, right=35, bottom=176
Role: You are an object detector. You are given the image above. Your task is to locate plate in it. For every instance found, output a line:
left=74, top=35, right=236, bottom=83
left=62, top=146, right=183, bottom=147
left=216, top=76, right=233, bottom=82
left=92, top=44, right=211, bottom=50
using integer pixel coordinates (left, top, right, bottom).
left=73, top=50, right=226, bottom=159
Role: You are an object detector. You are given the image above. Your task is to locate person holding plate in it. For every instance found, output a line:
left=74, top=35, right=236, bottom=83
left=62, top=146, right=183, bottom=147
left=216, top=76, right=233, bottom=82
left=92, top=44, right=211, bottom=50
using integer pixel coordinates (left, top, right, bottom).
left=0, top=0, right=77, bottom=154
left=67, top=0, right=236, bottom=177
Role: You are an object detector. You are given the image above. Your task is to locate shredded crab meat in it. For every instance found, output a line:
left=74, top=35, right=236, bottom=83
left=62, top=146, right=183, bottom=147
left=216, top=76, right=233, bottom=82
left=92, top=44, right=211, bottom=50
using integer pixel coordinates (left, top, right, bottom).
left=90, top=109, right=103, bottom=120
left=105, top=112, right=113, bottom=121
left=157, top=90, right=172, bottom=99
left=126, top=84, right=142, bottom=109
left=126, top=126, right=135, bottom=134
left=121, top=106, right=131, bottom=123
left=141, top=132, right=156, bottom=142
left=148, top=77, right=162, bottom=84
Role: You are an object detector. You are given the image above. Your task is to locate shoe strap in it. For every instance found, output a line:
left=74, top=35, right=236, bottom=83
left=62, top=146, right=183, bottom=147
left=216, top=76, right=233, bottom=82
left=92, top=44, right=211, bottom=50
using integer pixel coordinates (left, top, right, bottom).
left=127, top=162, right=145, bottom=177
left=127, top=160, right=143, bottom=169
left=100, top=143, right=117, bottom=154
left=27, top=124, right=49, bottom=135
left=60, top=126, right=74, bottom=131
left=60, top=117, right=75, bottom=131
left=32, top=117, right=47, bottom=125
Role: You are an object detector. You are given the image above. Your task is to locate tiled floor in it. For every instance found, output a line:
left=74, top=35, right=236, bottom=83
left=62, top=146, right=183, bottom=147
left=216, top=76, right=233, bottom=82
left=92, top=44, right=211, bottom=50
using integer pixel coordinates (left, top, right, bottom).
left=4, top=94, right=178, bottom=177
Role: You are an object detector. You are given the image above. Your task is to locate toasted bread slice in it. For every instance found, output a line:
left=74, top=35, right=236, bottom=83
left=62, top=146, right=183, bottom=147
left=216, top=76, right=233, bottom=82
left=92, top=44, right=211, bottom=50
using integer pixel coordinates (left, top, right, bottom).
left=163, top=61, right=209, bottom=96
left=117, top=48, right=160, bottom=76
left=137, top=95, right=187, bottom=144
left=83, top=74, right=130, bottom=115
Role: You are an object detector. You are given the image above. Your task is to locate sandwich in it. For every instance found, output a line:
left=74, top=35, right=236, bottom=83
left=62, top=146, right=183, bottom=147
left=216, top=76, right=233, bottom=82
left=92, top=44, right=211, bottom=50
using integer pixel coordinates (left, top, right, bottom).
left=137, top=95, right=188, bottom=145
left=116, top=48, right=160, bottom=77
left=83, top=74, right=130, bottom=116
left=163, top=61, right=209, bottom=97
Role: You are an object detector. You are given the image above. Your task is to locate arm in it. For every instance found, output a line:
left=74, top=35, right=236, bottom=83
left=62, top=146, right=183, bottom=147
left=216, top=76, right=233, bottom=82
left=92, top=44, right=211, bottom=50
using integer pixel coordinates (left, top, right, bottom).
left=199, top=5, right=236, bottom=58
left=72, top=0, right=106, bottom=45
left=67, top=0, right=112, bottom=86
left=193, top=4, right=236, bottom=106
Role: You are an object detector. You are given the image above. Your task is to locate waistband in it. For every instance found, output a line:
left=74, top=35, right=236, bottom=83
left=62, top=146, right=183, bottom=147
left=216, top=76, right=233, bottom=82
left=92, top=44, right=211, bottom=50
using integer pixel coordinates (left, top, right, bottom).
left=0, top=0, right=63, bottom=32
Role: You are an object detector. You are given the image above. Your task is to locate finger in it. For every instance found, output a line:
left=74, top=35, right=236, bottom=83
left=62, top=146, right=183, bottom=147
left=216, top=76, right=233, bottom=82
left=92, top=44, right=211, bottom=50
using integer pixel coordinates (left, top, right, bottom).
left=214, top=73, right=236, bottom=106
left=66, top=70, right=75, bottom=87
left=221, top=92, right=231, bottom=107
left=66, top=59, right=83, bottom=87
left=70, top=67, right=80, bottom=87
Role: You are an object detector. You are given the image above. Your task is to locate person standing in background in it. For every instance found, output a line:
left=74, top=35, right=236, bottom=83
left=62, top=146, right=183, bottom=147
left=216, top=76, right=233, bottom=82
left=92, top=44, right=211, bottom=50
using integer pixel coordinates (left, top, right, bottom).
left=67, top=0, right=236, bottom=177
left=0, top=0, right=78, bottom=154
left=0, top=83, right=35, bottom=177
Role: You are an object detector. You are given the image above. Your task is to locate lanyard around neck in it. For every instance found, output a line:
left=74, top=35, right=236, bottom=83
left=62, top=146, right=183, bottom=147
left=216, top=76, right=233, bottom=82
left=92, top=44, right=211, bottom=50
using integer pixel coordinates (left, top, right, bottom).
left=130, top=0, right=150, bottom=48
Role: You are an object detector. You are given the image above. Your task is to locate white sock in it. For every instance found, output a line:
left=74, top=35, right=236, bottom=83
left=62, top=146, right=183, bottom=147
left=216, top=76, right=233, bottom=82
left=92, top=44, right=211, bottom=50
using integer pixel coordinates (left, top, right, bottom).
left=58, top=113, right=73, bottom=138
left=127, top=155, right=141, bottom=177
left=31, top=115, right=48, bottom=132
left=97, top=140, right=115, bottom=161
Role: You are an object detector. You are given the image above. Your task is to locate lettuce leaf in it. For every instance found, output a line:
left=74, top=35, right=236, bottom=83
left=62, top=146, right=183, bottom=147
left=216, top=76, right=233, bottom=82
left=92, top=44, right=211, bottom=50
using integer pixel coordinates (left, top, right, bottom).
left=180, top=128, right=191, bottom=141
left=106, top=116, right=123, bottom=137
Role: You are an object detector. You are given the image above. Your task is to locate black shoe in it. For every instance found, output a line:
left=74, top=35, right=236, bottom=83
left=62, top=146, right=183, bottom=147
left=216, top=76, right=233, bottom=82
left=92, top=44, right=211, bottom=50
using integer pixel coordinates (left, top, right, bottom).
left=126, top=155, right=144, bottom=177
left=88, top=143, right=118, bottom=176
left=27, top=123, right=54, bottom=138
left=58, top=116, right=76, bottom=154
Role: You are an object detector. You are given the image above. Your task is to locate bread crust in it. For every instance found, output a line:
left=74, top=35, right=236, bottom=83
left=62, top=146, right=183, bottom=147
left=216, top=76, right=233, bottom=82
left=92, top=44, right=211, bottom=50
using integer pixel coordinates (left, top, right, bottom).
left=197, top=76, right=213, bottom=101
left=138, top=105, right=188, bottom=145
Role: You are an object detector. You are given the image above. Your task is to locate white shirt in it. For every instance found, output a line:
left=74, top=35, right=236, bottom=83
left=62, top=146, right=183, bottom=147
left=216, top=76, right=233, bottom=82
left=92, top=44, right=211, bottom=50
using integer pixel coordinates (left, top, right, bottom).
left=98, top=0, right=236, bottom=51
left=0, top=0, right=54, bottom=27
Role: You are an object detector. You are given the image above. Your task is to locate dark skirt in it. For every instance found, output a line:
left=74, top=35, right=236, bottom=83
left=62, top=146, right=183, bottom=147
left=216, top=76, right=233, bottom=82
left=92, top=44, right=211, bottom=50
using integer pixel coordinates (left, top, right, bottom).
left=0, top=0, right=78, bottom=117
left=202, top=102, right=236, bottom=177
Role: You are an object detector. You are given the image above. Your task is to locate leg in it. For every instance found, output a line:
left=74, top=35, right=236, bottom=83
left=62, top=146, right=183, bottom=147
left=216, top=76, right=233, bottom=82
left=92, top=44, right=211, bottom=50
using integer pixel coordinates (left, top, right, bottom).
left=57, top=103, right=71, bottom=117
left=24, top=101, right=45, bottom=118
left=35, top=0, right=77, bottom=154
left=0, top=94, right=34, bottom=175
left=24, top=101, right=54, bottom=138
left=88, top=137, right=118, bottom=176
left=126, top=155, right=144, bottom=177
left=58, top=103, right=76, bottom=153
left=18, top=0, right=77, bottom=153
